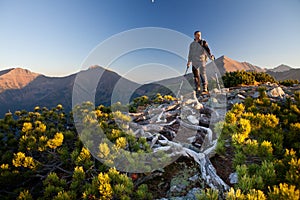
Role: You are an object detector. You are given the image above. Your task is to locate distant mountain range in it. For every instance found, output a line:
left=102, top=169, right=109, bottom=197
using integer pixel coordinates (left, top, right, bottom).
left=266, top=69, right=300, bottom=81
left=0, top=67, right=143, bottom=116
left=0, top=55, right=299, bottom=116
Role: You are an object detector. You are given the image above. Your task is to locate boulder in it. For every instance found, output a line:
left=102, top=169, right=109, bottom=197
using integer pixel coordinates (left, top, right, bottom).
left=211, top=88, right=220, bottom=94
left=221, top=88, right=230, bottom=93
left=268, top=87, right=285, bottom=98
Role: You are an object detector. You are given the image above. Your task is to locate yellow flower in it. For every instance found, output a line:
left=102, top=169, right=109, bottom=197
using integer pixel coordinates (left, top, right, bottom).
left=269, top=183, right=299, bottom=199
left=34, top=106, right=40, bottom=111
left=47, top=132, right=64, bottom=149
left=98, top=143, right=110, bottom=158
left=261, top=140, right=273, bottom=155
left=22, top=122, right=32, bottom=133
left=35, top=121, right=46, bottom=132
left=115, top=137, right=127, bottom=149
left=0, top=164, right=9, bottom=170
left=285, top=149, right=296, bottom=157
left=76, top=147, right=91, bottom=164
left=246, top=189, right=266, bottom=200
left=111, top=129, right=121, bottom=139
left=12, top=152, right=36, bottom=169
left=56, top=104, right=63, bottom=110
left=74, top=166, right=84, bottom=173
left=98, top=173, right=112, bottom=199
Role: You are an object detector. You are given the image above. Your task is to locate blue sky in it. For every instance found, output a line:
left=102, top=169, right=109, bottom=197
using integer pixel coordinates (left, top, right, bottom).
left=1, top=0, right=300, bottom=81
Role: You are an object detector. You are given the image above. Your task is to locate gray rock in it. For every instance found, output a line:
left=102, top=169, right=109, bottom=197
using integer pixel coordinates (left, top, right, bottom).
left=229, top=98, right=243, bottom=105
left=211, top=88, right=220, bottom=94
left=239, top=90, right=247, bottom=95
left=185, top=188, right=202, bottom=199
left=188, top=174, right=199, bottom=182
left=252, top=91, right=260, bottom=98
left=229, top=172, right=238, bottom=184
left=210, top=97, right=219, bottom=103
left=187, top=115, right=199, bottom=124
left=268, top=87, right=285, bottom=98
left=169, top=184, right=187, bottom=194
left=237, top=94, right=246, bottom=100
left=158, top=188, right=202, bottom=200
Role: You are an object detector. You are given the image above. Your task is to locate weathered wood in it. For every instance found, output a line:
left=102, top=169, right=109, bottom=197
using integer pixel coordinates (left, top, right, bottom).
left=151, top=136, right=229, bottom=193
left=177, top=118, right=213, bottom=144
left=123, top=95, right=229, bottom=193
left=183, top=148, right=230, bottom=192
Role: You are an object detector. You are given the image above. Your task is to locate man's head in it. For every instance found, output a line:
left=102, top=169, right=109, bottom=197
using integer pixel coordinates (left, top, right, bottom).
left=194, top=31, right=201, bottom=40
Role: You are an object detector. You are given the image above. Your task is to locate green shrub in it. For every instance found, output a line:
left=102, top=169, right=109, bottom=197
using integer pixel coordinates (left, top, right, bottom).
left=222, top=70, right=277, bottom=87
left=279, top=79, right=299, bottom=87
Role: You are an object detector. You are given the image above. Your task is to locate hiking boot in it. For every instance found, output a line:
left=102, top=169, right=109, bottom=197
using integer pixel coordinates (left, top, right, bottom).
left=201, top=90, right=209, bottom=95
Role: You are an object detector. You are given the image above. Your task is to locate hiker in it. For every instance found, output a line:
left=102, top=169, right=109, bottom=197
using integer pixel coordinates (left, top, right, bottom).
left=187, top=31, right=214, bottom=95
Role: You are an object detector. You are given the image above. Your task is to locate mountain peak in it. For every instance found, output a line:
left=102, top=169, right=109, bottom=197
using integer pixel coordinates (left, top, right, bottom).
left=0, top=67, right=40, bottom=92
left=88, top=65, right=102, bottom=70
left=220, top=55, right=229, bottom=60
left=212, top=55, right=264, bottom=75
left=270, top=64, right=292, bottom=72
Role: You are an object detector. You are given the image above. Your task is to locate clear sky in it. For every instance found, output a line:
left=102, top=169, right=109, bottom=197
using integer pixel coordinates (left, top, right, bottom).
left=1, top=0, right=300, bottom=81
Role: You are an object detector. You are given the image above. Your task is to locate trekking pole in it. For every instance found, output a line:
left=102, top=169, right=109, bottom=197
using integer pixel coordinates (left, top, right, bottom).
left=215, top=71, right=221, bottom=91
left=176, top=66, right=189, bottom=98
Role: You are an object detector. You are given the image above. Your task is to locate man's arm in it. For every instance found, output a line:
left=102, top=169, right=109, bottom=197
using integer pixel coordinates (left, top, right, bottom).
left=202, top=40, right=214, bottom=60
left=187, top=44, right=192, bottom=67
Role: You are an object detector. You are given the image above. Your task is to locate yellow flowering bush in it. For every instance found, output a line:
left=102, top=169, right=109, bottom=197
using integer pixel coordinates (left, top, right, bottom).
left=98, top=172, right=113, bottom=199
left=0, top=163, right=9, bottom=170
left=259, top=140, right=273, bottom=157
left=113, top=111, right=131, bottom=122
left=268, top=183, right=299, bottom=200
left=232, top=119, right=251, bottom=145
left=17, top=190, right=33, bottom=200
left=286, top=158, right=300, bottom=188
left=12, top=152, right=36, bottom=169
left=226, top=187, right=266, bottom=200
left=115, top=137, right=127, bottom=149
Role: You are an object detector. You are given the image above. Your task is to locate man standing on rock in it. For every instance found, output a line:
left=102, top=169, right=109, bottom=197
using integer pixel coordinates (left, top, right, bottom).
left=187, top=31, right=214, bottom=95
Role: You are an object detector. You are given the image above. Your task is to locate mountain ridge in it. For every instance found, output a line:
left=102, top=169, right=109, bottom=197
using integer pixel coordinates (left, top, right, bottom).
left=0, top=66, right=141, bottom=116
left=0, top=56, right=298, bottom=116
